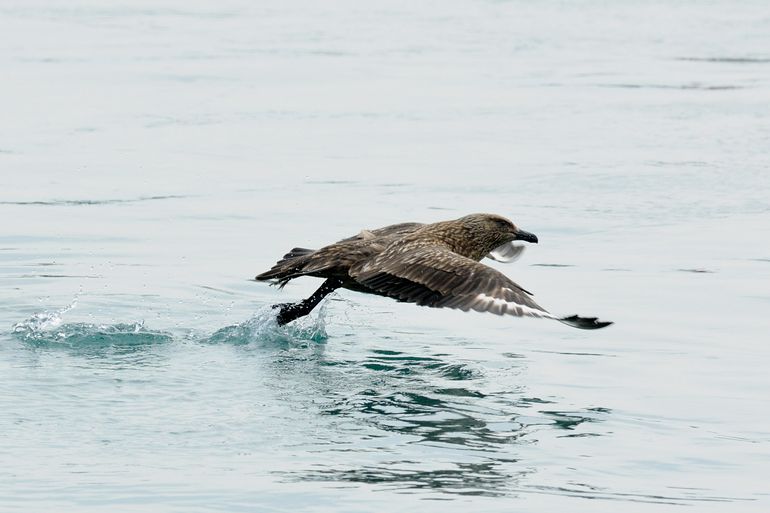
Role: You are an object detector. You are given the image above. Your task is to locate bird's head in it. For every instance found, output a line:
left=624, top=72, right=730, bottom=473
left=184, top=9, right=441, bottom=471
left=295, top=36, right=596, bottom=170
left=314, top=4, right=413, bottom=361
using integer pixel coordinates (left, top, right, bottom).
left=457, top=213, right=538, bottom=260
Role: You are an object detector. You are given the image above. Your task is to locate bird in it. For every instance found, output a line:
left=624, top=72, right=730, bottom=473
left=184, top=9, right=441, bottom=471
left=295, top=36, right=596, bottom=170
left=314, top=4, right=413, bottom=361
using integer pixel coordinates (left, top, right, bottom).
left=255, top=213, right=612, bottom=329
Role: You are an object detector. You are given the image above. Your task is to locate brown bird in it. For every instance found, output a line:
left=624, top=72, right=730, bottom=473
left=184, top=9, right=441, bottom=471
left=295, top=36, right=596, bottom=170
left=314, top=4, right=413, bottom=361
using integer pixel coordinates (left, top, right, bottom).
left=255, top=213, right=612, bottom=329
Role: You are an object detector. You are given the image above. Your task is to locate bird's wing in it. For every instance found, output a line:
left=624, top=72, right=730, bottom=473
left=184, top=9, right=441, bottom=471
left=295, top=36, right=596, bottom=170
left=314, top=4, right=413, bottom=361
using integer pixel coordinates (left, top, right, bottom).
left=349, top=243, right=552, bottom=318
left=337, top=222, right=424, bottom=243
left=486, top=241, right=527, bottom=263
left=349, top=244, right=612, bottom=329
left=257, top=223, right=424, bottom=286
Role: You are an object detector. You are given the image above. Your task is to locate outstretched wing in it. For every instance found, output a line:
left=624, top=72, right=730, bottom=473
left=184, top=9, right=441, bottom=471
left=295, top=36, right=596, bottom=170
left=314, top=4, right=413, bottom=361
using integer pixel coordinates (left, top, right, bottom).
left=350, top=244, right=551, bottom=318
left=349, top=244, right=612, bottom=329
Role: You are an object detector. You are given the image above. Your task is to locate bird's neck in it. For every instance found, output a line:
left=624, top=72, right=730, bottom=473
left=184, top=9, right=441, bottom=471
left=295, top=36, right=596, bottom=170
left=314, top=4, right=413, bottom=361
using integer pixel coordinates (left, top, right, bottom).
left=419, top=221, right=492, bottom=261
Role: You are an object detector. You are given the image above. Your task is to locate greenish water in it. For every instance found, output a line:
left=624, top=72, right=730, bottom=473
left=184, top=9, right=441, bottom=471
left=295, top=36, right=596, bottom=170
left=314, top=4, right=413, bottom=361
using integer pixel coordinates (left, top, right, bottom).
left=2, top=1, right=770, bottom=512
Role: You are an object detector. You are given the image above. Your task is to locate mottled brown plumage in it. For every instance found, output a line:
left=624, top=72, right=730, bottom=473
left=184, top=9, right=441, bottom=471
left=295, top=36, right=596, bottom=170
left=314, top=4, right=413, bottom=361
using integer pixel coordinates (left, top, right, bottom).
left=255, top=213, right=612, bottom=329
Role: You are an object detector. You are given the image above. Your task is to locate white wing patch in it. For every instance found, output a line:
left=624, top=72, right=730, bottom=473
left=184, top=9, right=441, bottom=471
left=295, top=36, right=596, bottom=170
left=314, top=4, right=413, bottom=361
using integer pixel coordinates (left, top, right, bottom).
left=473, top=292, right=555, bottom=318
left=487, top=242, right=526, bottom=263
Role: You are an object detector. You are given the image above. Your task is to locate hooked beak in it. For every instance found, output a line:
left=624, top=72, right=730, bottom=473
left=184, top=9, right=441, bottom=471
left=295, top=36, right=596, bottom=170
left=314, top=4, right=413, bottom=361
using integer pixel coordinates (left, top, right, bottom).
left=514, top=229, right=538, bottom=244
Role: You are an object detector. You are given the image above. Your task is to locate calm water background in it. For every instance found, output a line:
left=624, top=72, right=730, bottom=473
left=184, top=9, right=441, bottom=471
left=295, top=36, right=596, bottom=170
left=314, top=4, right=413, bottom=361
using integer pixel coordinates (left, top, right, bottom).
left=1, top=1, right=769, bottom=511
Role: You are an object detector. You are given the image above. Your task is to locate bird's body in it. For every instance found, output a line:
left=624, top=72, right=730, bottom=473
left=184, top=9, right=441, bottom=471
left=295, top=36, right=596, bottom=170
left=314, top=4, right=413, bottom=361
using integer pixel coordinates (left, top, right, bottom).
left=255, top=213, right=612, bottom=329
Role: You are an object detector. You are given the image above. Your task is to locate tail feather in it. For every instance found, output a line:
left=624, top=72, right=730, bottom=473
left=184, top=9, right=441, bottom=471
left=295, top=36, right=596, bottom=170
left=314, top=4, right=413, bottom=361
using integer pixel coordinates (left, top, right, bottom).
left=558, top=314, right=613, bottom=330
left=255, top=247, right=316, bottom=288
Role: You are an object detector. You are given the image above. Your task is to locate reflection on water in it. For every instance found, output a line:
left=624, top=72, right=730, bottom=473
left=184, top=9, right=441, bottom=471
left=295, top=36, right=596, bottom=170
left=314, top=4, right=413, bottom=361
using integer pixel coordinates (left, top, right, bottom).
left=272, top=342, right=613, bottom=497
left=276, top=339, right=743, bottom=505
left=303, top=460, right=520, bottom=498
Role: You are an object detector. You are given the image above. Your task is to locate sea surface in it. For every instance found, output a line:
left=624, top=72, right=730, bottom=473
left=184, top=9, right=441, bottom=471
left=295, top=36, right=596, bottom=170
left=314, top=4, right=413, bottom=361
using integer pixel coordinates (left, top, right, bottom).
left=1, top=1, right=769, bottom=512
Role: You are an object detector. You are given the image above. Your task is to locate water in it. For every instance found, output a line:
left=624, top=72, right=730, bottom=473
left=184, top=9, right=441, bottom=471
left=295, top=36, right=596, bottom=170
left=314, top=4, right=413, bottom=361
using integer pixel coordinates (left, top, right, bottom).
left=2, top=1, right=770, bottom=511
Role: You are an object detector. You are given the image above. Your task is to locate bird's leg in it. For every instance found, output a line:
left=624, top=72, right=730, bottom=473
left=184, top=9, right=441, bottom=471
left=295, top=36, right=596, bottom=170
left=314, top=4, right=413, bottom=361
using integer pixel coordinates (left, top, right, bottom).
left=272, top=278, right=342, bottom=326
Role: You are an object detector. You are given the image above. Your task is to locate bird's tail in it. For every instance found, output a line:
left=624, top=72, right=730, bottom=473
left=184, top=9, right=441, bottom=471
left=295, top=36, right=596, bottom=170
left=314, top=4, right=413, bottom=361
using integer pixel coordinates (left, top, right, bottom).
left=558, top=315, right=613, bottom=330
left=255, top=247, right=315, bottom=288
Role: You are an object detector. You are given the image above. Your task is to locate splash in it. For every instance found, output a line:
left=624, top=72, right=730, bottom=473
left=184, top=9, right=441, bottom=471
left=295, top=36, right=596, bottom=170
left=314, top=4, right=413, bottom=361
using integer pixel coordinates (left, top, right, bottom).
left=10, top=299, right=328, bottom=349
left=11, top=299, right=171, bottom=347
left=206, top=303, right=328, bottom=346
left=14, top=296, right=80, bottom=333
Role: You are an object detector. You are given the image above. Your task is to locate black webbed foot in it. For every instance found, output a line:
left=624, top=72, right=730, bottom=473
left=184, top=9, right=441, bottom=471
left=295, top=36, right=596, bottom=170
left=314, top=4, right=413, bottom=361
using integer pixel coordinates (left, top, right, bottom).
left=269, top=278, right=343, bottom=326
left=271, top=302, right=304, bottom=326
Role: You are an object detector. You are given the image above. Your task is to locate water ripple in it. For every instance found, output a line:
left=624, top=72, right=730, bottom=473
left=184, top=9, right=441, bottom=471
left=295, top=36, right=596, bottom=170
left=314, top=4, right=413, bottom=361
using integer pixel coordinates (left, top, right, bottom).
left=516, top=483, right=749, bottom=505
left=0, top=195, right=191, bottom=206
left=677, top=56, right=770, bottom=63
left=298, top=461, right=518, bottom=497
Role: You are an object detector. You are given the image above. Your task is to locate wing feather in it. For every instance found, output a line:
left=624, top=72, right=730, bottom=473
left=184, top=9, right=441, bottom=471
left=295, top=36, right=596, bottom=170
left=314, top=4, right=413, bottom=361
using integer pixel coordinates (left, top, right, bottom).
left=350, top=245, right=554, bottom=319
left=337, top=222, right=424, bottom=243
